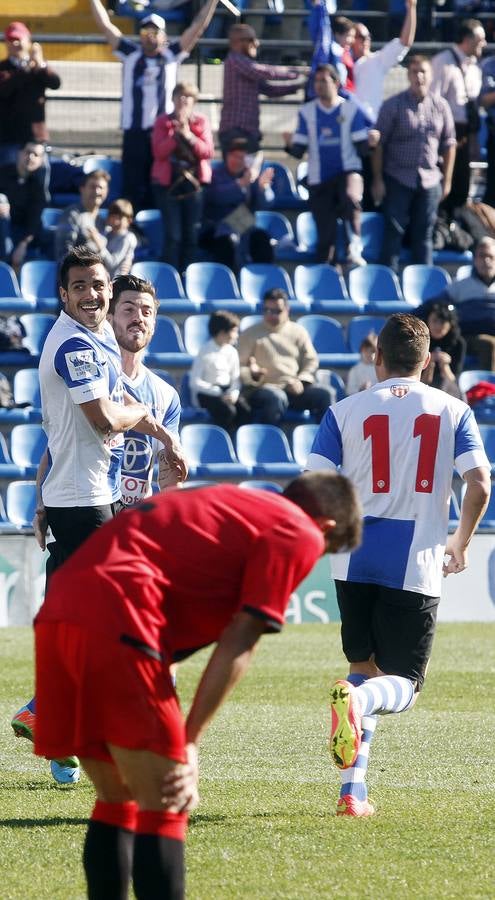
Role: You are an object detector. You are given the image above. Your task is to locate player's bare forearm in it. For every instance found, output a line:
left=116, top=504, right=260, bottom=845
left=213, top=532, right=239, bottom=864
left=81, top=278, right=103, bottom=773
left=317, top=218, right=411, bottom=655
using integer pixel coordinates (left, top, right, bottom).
left=32, top=450, right=49, bottom=549
left=443, top=467, right=491, bottom=576
left=181, top=0, right=220, bottom=53
left=185, top=612, right=267, bottom=746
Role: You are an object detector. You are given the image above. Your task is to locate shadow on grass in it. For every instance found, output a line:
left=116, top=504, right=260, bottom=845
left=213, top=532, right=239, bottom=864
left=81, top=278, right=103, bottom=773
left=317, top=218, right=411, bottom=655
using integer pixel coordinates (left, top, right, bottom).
left=1, top=816, right=87, bottom=828
left=190, top=810, right=329, bottom=828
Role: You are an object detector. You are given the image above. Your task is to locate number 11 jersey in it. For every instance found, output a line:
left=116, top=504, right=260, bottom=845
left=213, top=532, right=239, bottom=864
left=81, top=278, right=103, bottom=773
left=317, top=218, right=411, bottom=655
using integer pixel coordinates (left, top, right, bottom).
left=307, top=378, right=490, bottom=596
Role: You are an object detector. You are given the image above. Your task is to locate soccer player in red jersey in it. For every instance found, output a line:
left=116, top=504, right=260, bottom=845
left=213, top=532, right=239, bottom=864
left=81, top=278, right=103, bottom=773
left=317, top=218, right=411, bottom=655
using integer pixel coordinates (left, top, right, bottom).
left=34, top=473, right=361, bottom=900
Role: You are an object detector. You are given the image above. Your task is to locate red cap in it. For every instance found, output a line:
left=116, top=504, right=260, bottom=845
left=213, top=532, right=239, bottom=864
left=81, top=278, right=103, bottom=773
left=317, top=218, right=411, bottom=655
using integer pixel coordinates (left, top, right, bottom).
left=5, top=22, right=31, bottom=42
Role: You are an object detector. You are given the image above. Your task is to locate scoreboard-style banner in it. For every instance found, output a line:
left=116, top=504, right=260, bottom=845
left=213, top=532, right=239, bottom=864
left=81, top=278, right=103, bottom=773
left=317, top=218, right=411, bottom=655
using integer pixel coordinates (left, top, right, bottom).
left=1, top=535, right=494, bottom=626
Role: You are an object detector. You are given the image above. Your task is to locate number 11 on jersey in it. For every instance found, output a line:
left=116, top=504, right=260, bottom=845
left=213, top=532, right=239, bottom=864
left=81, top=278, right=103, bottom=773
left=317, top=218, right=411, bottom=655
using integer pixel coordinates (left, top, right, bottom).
left=364, top=414, right=441, bottom=494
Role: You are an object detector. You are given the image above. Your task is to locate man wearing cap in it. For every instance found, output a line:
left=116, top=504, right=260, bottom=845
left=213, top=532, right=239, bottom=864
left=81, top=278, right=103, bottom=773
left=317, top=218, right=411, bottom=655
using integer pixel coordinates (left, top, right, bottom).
left=0, top=21, right=61, bottom=166
left=90, top=0, right=220, bottom=211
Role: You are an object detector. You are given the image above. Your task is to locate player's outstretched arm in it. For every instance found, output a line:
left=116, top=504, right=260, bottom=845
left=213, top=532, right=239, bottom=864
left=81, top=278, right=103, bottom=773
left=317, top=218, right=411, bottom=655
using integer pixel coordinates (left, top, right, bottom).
left=89, top=0, right=122, bottom=49
left=185, top=611, right=267, bottom=747
left=180, top=0, right=220, bottom=54
left=443, top=466, right=491, bottom=576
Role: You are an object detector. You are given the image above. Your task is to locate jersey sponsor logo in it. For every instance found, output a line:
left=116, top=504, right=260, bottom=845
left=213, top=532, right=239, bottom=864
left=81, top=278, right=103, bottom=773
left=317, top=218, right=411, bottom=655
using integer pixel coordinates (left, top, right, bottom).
left=123, top=436, right=153, bottom=477
left=65, top=349, right=98, bottom=381
left=390, top=385, right=410, bottom=399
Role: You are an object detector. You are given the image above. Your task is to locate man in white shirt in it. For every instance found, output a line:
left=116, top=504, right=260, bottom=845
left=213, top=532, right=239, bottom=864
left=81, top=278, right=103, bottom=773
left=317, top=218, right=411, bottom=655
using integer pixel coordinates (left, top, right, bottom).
left=352, top=0, right=417, bottom=123
left=431, top=18, right=486, bottom=217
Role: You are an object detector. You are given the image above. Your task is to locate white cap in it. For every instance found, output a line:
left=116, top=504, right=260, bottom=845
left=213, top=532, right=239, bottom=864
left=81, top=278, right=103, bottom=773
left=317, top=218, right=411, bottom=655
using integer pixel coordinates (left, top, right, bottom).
left=140, top=13, right=166, bottom=30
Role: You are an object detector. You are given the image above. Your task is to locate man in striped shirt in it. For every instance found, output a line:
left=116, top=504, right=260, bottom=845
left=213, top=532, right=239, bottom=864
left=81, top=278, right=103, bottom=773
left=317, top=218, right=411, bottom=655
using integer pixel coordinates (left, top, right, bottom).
left=90, top=0, right=219, bottom=210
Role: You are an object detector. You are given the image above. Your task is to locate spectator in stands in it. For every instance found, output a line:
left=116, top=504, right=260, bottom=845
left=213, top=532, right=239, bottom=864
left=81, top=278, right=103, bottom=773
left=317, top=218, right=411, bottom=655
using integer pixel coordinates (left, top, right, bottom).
left=431, top=19, right=486, bottom=218
left=346, top=333, right=378, bottom=395
left=189, top=310, right=251, bottom=431
left=89, top=0, right=220, bottom=211
left=480, top=53, right=495, bottom=206
left=372, top=55, right=456, bottom=273
left=238, top=288, right=333, bottom=424
left=201, top=138, right=275, bottom=272
left=331, top=16, right=356, bottom=92
left=423, top=237, right=495, bottom=371
left=352, top=0, right=417, bottom=123
left=86, top=198, right=138, bottom=278
left=285, top=63, right=371, bottom=266
left=152, top=81, right=213, bottom=272
left=418, top=302, right=466, bottom=396
left=0, top=141, right=49, bottom=270
left=0, top=21, right=61, bottom=166
left=218, top=23, right=307, bottom=155
left=54, top=169, right=110, bottom=262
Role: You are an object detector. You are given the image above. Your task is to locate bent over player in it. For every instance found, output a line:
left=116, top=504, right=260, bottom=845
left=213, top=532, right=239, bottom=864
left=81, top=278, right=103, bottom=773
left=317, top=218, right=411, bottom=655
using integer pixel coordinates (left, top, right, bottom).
left=307, top=313, right=490, bottom=817
left=34, top=473, right=362, bottom=899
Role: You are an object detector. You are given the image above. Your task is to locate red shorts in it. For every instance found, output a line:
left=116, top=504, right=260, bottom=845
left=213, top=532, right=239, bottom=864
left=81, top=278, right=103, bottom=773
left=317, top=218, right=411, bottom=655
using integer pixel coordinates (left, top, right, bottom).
left=34, top=622, right=187, bottom=764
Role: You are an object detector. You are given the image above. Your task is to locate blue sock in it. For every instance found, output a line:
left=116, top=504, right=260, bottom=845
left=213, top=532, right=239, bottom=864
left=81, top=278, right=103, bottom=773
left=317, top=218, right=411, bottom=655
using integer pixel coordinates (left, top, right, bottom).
left=356, top=676, right=415, bottom=717
left=339, top=674, right=377, bottom=802
left=26, top=697, right=35, bottom=713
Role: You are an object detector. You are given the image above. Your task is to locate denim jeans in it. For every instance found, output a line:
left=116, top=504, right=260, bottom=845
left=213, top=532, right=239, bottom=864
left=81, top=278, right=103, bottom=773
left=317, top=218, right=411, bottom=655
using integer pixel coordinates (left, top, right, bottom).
left=154, top=183, right=203, bottom=272
left=380, top=175, right=442, bottom=273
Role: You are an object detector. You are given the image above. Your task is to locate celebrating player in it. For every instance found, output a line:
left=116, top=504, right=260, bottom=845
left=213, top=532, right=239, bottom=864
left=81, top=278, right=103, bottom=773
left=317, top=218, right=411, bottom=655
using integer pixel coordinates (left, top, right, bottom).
left=306, top=313, right=491, bottom=817
left=34, top=473, right=361, bottom=899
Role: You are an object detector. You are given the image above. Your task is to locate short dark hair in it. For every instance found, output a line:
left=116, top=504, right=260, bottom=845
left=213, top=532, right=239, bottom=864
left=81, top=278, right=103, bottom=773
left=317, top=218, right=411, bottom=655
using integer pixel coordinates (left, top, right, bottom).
left=457, top=18, right=483, bottom=43
left=406, top=54, right=431, bottom=70
left=314, top=63, right=340, bottom=83
left=263, top=288, right=289, bottom=305
left=332, top=15, right=354, bottom=35
left=59, top=245, right=106, bottom=291
left=426, top=302, right=460, bottom=340
left=377, top=314, right=430, bottom=375
left=109, top=274, right=158, bottom=313
left=283, top=471, right=362, bottom=554
left=108, top=198, right=134, bottom=220
left=208, top=310, right=240, bottom=337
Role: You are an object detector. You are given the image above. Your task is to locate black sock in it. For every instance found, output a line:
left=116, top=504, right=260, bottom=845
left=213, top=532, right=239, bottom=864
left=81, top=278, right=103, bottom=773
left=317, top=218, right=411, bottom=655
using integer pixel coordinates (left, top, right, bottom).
left=83, top=819, right=134, bottom=900
left=133, top=834, right=185, bottom=900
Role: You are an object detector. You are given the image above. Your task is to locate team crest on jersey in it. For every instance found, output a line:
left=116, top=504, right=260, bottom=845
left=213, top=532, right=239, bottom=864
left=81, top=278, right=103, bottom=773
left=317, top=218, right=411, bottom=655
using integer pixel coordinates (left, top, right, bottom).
left=65, top=349, right=98, bottom=380
left=390, top=385, right=409, bottom=398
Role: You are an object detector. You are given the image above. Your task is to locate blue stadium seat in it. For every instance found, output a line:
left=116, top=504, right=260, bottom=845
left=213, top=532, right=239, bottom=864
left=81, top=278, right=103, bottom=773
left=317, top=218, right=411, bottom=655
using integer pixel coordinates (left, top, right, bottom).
left=184, top=262, right=250, bottom=313
left=292, top=423, right=319, bottom=467
left=82, top=155, right=123, bottom=202
left=238, top=480, right=283, bottom=493
left=144, top=316, right=192, bottom=368
left=0, top=261, right=34, bottom=313
left=131, top=261, right=198, bottom=313
left=348, top=265, right=410, bottom=313
left=456, top=264, right=473, bottom=281
left=5, top=480, right=37, bottom=528
left=180, top=424, right=250, bottom=478
left=13, top=368, right=42, bottom=423
left=478, top=424, right=495, bottom=472
left=335, top=213, right=385, bottom=264
left=183, top=315, right=210, bottom=356
left=347, top=315, right=387, bottom=353
left=41, top=207, right=63, bottom=230
left=134, top=209, right=163, bottom=261
left=297, top=314, right=358, bottom=368
left=178, top=372, right=211, bottom=423
left=20, top=261, right=58, bottom=312
left=296, top=161, right=308, bottom=201
left=239, top=314, right=262, bottom=331
left=254, top=210, right=299, bottom=262
left=458, top=370, right=495, bottom=393
left=240, top=264, right=302, bottom=312
left=296, top=211, right=317, bottom=256
left=10, top=423, right=47, bottom=478
left=236, top=424, right=301, bottom=477
left=294, top=264, right=358, bottom=314
left=261, top=161, right=304, bottom=209
left=48, top=155, right=82, bottom=207
left=401, top=265, right=452, bottom=307
left=0, top=432, right=25, bottom=480
left=19, top=313, right=56, bottom=356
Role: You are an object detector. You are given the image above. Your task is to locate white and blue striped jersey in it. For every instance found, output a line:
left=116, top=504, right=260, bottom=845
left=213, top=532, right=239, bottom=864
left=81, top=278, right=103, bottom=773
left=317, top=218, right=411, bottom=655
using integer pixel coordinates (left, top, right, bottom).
left=307, top=378, right=490, bottom=596
left=40, top=311, right=125, bottom=507
left=293, top=97, right=369, bottom=185
left=121, top=367, right=181, bottom=505
left=116, top=38, right=188, bottom=129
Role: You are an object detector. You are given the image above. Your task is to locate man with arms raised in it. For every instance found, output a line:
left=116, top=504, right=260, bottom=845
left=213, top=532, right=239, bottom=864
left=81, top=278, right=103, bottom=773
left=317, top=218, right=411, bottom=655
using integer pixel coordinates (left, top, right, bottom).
left=307, top=313, right=490, bottom=817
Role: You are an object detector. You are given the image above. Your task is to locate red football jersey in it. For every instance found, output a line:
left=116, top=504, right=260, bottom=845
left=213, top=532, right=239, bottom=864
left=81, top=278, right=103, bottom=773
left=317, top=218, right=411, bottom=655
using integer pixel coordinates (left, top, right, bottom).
left=37, top=485, right=324, bottom=660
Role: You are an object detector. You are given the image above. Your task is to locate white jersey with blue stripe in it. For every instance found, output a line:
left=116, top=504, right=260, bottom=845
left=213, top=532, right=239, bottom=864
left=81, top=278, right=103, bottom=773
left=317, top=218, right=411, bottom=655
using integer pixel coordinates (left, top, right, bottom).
left=121, top=366, right=181, bottom=505
left=307, top=377, right=490, bottom=596
left=40, top=311, right=125, bottom=507
left=116, top=38, right=188, bottom=129
left=293, top=96, right=369, bottom=185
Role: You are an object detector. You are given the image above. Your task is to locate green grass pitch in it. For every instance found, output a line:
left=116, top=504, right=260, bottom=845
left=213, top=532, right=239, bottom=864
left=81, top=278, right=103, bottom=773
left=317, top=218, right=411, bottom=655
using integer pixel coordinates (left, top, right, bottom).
left=1, top=623, right=494, bottom=900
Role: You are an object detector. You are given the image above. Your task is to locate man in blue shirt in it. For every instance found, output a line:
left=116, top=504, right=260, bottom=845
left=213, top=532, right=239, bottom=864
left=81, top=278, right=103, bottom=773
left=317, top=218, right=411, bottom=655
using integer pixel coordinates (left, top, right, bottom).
left=285, top=63, right=371, bottom=266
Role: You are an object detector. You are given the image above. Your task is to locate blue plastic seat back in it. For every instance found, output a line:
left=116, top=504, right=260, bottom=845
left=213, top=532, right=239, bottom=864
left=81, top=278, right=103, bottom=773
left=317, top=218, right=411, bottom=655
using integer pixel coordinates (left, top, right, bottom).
left=347, top=315, right=387, bottom=353
left=292, top=423, right=319, bottom=467
left=294, top=264, right=349, bottom=303
left=183, top=315, right=210, bottom=355
left=478, top=424, right=495, bottom=465
left=254, top=210, right=294, bottom=241
left=146, top=317, right=186, bottom=354
left=6, top=480, right=37, bottom=527
left=185, top=262, right=241, bottom=304
left=458, top=370, right=495, bottom=393
left=240, top=264, right=294, bottom=307
left=134, top=209, right=163, bottom=260
left=10, top=424, right=47, bottom=467
left=236, top=424, right=294, bottom=465
left=131, top=261, right=185, bottom=300
left=19, top=313, right=57, bottom=354
left=401, top=264, right=452, bottom=306
left=13, top=369, right=41, bottom=407
left=20, top=261, right=58, bottom=302
left=261, top=161, right=301, bottom=207
left=0, top=261, right=21, bottom=298
left=180, top=424, right=238, bottom=465
left=296, top=212, right=317, bottom=251
left=298, top=315, right=347, bottom=353
left=349, top=265, right=403, bottom=304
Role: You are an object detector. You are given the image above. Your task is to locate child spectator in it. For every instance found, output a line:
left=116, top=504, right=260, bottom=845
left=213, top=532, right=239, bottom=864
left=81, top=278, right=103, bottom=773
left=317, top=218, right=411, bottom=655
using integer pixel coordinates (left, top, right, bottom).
left=88, top=198, right=137, bottom=278
left=346, top=333, right=378, bottom=394
left=190, top=310, right=251, bottom=431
